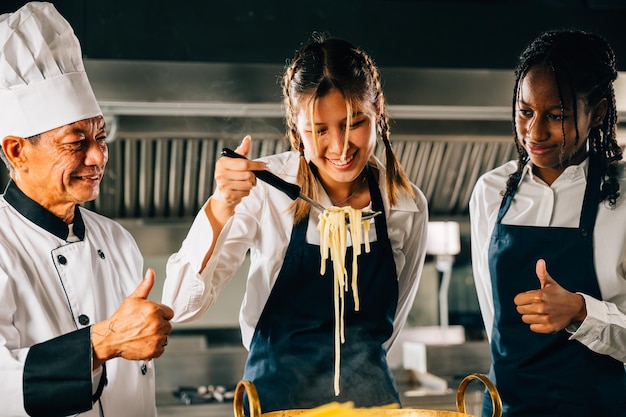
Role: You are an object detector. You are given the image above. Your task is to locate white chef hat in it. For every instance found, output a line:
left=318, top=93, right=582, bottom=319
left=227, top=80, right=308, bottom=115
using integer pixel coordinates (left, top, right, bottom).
left=0, top=2, right=102, bottom=143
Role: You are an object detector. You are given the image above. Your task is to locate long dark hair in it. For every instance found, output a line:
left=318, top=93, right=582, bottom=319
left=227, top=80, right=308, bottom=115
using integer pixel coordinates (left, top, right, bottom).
left=282, top=34, right=413, bottom=222
left=505, top=29, right=621, bottom=207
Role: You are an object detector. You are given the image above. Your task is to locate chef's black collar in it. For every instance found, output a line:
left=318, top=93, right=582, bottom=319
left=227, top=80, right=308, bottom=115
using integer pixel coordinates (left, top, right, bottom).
left=3, top=180, right=85, bottom=241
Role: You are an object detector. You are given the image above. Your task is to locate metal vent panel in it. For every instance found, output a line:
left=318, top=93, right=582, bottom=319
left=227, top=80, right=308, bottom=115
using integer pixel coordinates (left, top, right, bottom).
left=83, top=135, right=514, bottom=220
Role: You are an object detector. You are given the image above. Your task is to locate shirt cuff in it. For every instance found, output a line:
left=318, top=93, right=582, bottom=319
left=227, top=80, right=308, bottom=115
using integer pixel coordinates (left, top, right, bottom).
left=23, top=327, right=93, bottom=416
left=567, top=293, right=604, bottom=338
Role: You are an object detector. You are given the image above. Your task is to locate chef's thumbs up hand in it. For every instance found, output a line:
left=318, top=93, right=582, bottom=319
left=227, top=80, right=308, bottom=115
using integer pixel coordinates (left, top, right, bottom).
left=129, top=266, right=159, bottom=299
left=91, top=268, right=174, bottom=368
left=513, top=259, right=587, bottom=334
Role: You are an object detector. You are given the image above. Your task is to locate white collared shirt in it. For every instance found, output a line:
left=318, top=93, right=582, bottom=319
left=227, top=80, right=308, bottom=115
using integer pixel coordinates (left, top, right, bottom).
left=163, top=151, right=428, bottom=350
left=470, top=157, right=626, bottom=363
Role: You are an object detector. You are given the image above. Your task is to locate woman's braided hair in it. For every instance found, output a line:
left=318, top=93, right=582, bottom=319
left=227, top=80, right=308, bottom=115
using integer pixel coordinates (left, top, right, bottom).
left=506, top=29, right=622, bottom=207
left=282, top=34, right=414, bottom=222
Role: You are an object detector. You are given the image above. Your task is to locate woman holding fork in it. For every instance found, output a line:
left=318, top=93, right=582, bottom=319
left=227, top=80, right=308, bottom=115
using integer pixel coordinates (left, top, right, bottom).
left=163, top=35, right=428, bottom=413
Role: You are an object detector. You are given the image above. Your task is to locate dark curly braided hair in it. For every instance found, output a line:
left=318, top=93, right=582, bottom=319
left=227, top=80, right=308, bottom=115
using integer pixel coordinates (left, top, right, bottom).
left=505, top=29, right=621, bottom=207
left=282, top=34, right=414, bottom=222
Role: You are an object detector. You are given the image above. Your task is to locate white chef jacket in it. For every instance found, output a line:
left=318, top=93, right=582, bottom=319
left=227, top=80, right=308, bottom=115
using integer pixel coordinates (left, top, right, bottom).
left=0, top=181, right=156, bottom=417
left=470, top=157, right=626, bottom=363
left=163, top=151, right=428, bottom=351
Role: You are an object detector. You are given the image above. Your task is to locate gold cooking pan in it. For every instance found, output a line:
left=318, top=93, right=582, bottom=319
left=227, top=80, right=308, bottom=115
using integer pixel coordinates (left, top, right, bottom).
left=234, top=373, right=502, bottom=417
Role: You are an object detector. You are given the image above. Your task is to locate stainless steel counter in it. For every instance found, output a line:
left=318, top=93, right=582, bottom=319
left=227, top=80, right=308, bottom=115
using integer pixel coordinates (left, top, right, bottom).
left=157, top=400, right=232, bottom=417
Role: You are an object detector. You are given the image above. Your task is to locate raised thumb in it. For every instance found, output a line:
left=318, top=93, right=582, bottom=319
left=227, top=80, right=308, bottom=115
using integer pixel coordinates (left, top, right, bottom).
left=535, top=259, right=554, bottom=289
left=235, top=135, right=252, bottom=157
left=130, top=268, right=155, bottom=299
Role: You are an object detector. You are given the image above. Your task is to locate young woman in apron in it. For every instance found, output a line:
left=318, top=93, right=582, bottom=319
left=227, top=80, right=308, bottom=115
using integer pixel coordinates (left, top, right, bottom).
left=163, top=36, right=428, bottom=413
left=470, top=30, right=626, bottom=416
left=243, top=164, right=400, bottom=410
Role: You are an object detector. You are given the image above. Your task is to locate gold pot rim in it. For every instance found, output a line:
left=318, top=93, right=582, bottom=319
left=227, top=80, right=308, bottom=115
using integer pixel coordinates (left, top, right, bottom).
left=233, top=373, right=502, bottom=417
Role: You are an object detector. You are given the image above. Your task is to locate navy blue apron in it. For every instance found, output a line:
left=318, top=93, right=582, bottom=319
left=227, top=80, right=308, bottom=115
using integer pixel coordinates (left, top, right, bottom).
left=483, top=155, right=626, bottom=417
left=242, top=165, right=400, bottom=413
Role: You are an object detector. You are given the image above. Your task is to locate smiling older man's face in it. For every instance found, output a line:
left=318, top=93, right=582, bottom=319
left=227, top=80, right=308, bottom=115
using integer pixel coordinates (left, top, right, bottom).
left=6, top=116, right=108, bottom=222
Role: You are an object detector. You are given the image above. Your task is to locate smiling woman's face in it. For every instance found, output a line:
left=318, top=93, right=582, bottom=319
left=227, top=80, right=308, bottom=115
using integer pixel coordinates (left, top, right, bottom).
left=515, top=66, right=602, bottom=185
left=296, top=89, right=377, bottom=191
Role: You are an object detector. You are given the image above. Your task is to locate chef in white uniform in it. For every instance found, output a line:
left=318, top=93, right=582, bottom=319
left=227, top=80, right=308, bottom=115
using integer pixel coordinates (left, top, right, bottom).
left=0, top=2, right=174, bottom=416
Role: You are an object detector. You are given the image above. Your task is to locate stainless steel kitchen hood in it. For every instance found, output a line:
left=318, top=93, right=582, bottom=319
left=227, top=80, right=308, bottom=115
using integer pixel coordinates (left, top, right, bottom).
left=85, top=60, right=522, bottom=123
left=85, top=59, right=626, bottom=121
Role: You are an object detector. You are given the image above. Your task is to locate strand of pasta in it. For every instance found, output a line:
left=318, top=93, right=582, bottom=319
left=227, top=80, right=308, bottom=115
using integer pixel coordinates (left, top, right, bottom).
left=317, top=207, right=371, bottom=396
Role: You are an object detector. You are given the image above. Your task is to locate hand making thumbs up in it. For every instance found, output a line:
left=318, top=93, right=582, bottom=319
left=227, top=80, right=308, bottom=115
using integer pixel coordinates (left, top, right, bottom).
left=513, top=259, right=587, bottom=334
left=91, top=268, right=174, bottom=368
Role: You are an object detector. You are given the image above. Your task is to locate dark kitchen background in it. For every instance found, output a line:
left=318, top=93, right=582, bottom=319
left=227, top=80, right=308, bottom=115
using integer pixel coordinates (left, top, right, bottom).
left=3, top=0, right=626, bottom=69
left=0, top=0, right=626, bottom=70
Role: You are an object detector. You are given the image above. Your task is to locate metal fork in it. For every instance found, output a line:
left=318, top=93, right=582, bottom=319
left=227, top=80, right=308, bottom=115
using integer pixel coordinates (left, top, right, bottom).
left=221, top=148, right=382, bottom=222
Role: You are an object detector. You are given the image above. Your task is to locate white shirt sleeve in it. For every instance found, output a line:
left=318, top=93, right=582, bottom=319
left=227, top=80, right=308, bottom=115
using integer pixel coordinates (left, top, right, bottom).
left=469, top=173, right=498, bottom=340
left=162, top=199, right=246, bottom=323
left=386, top=184, right=429, bottom=350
